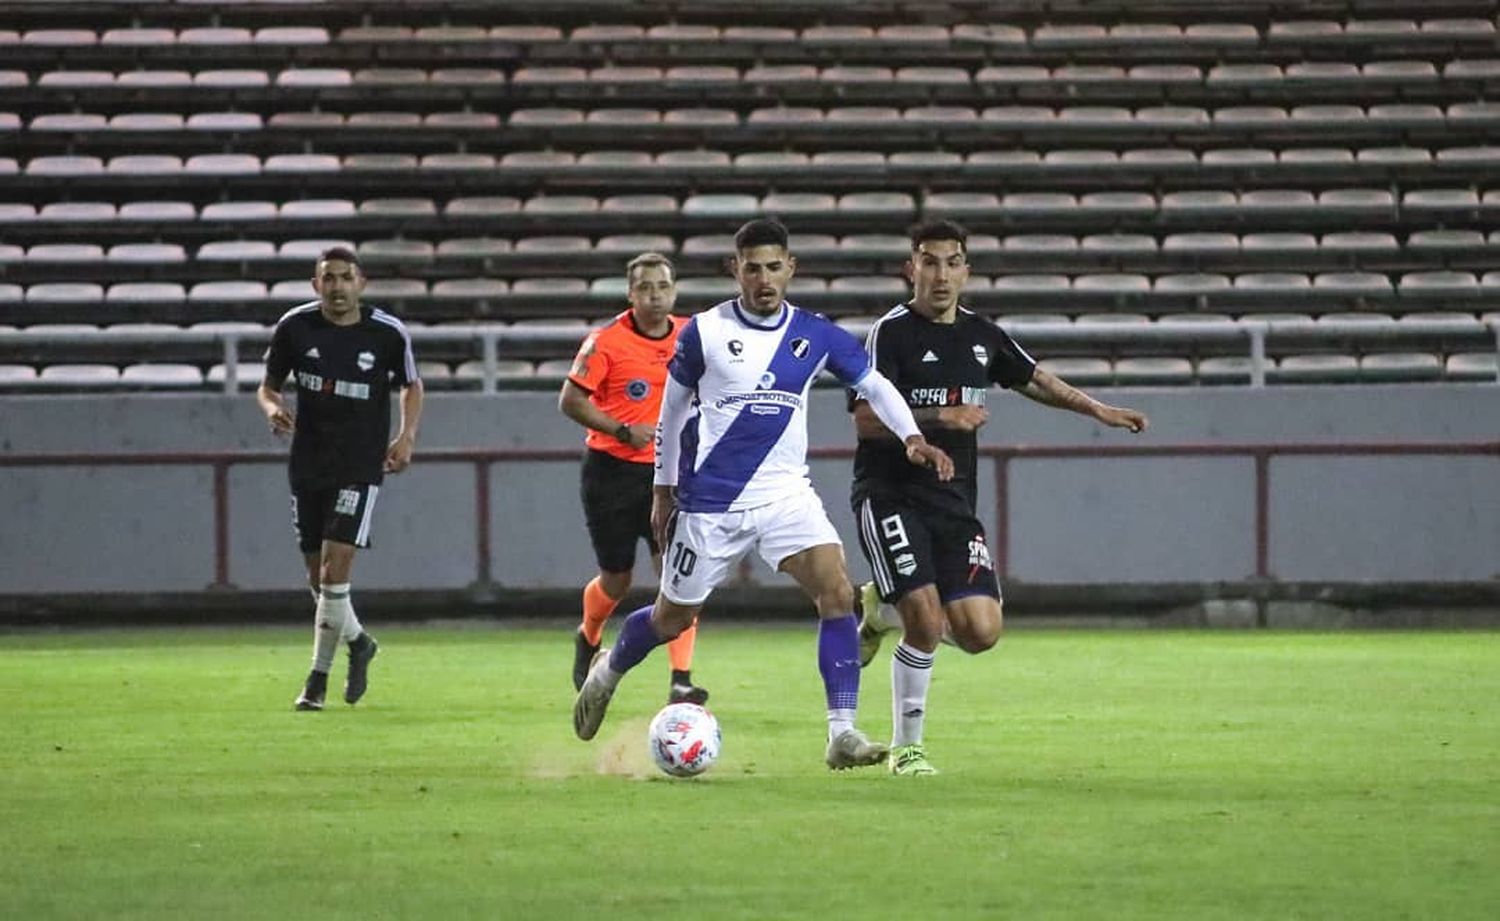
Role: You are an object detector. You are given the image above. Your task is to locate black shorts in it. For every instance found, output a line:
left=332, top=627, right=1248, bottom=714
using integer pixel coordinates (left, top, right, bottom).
left=853, top=493, right=1001, bottom=605
left=580, top=449, right=656, bottom=573
left=291, top=483, right=380, bottom=554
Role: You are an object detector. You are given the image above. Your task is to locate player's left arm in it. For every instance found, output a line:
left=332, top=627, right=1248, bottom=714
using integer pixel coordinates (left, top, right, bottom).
left=385, top=378, right=424, bottom=473
left=385, top=325, right=424, bottom=473
left=1018, top=367, right=1148, bottom=433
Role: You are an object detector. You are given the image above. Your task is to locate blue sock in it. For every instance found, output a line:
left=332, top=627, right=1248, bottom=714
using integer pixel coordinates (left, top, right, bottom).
left=608, top=606, right=664, bottom=674
left=817, top=614, right=862, bottom=713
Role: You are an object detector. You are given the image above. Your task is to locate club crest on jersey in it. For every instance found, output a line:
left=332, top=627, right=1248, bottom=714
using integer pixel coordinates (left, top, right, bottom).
left=626, top=378, right=650, bottom=400
left=357, top=350, right=375, bottom=372
left=788, top=337, right=811, bottom=360
left=972, top=344, right=989, bottom=365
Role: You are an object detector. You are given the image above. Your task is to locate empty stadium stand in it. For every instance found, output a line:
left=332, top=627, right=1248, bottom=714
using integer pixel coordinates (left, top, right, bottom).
left=2, top=0, right=1499, bottom=387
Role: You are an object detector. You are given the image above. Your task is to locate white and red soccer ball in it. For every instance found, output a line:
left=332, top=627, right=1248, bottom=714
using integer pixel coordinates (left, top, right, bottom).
left=647, top=702, right=721, bottom=777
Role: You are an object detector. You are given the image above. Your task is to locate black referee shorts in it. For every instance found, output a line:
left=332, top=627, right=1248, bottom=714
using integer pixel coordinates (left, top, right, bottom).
left=580, top=449, right=656, bottom=574
left=853, top=493, right=1001, bottom=606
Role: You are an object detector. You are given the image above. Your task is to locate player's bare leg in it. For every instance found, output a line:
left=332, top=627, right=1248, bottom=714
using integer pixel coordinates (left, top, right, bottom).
left=943, top=596, right=1002, bottom=655
left=779, top=544, right=889, bottom=769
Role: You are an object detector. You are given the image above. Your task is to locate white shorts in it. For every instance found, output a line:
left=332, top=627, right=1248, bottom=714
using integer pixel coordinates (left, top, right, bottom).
left=660, top=488, right=843, bottom=606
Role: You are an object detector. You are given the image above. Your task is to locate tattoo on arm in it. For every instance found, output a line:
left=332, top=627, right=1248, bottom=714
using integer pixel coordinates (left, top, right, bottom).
left=1021, top=370, right=1098, bottom=415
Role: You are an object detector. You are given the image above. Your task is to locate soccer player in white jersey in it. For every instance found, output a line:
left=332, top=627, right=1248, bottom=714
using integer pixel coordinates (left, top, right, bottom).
left=573, top=218, right=955, bottom=770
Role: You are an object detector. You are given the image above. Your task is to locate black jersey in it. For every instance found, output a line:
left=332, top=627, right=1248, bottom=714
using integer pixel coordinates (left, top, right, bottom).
left=264, top=302, right=418, bottom=489
left=851, top=304, right=1036, bottom=514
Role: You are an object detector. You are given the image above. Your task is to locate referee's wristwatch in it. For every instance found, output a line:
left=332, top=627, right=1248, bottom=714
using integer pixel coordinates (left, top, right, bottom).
left=612, top=422, right=633, bottom=443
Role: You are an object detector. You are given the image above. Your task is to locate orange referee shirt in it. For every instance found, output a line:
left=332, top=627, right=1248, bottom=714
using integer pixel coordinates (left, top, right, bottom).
left=567, top=310, right=685, bottom=464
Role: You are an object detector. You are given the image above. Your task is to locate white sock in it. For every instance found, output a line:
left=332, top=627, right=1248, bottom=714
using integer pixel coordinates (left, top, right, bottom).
left=312, top=582, right=352, bottom=673
left=341, top=599, right=364, bottom=643
left=892, top=642, right=935, bottom=747
left=827, top=708, right=855, bottom=741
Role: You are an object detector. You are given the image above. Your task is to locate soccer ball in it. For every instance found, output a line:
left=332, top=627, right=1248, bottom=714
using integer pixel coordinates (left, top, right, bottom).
left=647, top=702, right=721, bottom=778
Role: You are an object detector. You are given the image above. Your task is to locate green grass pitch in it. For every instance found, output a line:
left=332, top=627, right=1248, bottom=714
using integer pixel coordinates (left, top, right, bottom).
left=2, top=626, right=1496, bottom=920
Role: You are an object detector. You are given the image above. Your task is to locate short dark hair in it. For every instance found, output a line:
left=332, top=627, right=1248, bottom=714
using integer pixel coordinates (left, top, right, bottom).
left=318, top=246, right=360, bottom=267
left=909, top=218, right=968, bottom=255
left=626, top=251, right=675, bottom=285
left=734, top=218, right=790, bottom=253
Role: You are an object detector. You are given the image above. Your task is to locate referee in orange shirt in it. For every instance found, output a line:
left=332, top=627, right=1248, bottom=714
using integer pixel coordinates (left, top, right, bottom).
left=559, top=252, right=708, bottom=704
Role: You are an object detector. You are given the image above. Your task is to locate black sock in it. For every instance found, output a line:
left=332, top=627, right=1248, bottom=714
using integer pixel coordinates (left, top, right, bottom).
left=671, top=669, right=693, bottom=687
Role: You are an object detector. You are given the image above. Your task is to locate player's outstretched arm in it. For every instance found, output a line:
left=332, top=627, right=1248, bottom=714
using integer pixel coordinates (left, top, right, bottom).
left=385, top=378, right=424, bottom=473
left=1019, top=368, right=1148, bottom=433
left=651, top=374, right=694, bottom=547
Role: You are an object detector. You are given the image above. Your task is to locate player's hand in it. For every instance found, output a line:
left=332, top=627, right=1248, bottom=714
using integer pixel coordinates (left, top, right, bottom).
left=939, top=404, right=988, bottom=432
left=904, top=436, right=955, bottom=481
left=265, top=405, right=294, bottom=437
left=624, top=423, right=655, bottom=451
left=1099, top=406, right=1149, bottom=434
left=650, top=486, right=677, bottom=550
left=383, top=433, right=415, bottom=473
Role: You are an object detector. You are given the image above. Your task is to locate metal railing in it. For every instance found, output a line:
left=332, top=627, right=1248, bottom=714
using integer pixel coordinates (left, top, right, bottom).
left=0, top=317, right=1496, bottom=393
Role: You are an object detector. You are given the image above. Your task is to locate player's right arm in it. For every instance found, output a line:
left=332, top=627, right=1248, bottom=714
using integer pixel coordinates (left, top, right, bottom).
left=257, top=321, right=295, bottom=436
left=650, top=319, right=704, bottom=547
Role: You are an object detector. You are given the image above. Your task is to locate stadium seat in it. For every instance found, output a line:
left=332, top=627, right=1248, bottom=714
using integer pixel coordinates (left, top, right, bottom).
left=28, top=284, right=105, bottom=304
left=109, top=283, right=187, bottom=307
left=107, top=244, right=186, bottom=265
left=198, top=241, right=277, bottom=262
left=1445, top=352, right=1499, bottom=381
left=189, top=281, right=267, bottom=303
left=38, top=202, right=116, bottom=223
left=281, top=200, right=356, bottom=220
left=1275, top=354, right=1361, bottom=383
left=122, top=364, right=204, bottom=387
left=27, top=244, right=105, bottom=264
left=40, top=365, right=120, bottom=386
left=1115, top=357, right=1194, bottom=386
left=184, top=154, right=261, bottom=176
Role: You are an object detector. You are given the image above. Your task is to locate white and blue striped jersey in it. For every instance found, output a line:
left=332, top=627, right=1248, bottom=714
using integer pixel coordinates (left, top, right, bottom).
left=664, top=299, right=872, bottom=513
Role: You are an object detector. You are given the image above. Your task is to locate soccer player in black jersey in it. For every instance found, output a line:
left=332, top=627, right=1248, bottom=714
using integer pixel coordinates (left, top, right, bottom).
left=257, top=247, right=423, bottom=711
left=849, top=219, right=1148, bottom=774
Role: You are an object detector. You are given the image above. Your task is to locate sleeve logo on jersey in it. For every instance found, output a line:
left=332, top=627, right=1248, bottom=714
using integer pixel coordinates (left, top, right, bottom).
left=357, top=350, right=375, bottom=372
left=788, top=337, right=810, bottom=360
left=626, top=378, right=651, bottom=400
left=972, top=345, right=989, bottom=365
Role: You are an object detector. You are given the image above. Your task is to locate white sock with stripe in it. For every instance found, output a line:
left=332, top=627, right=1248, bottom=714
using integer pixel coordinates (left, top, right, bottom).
left=312, top=582, right=352, bottom=673
left=891, top=642, right=935, bottom=747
